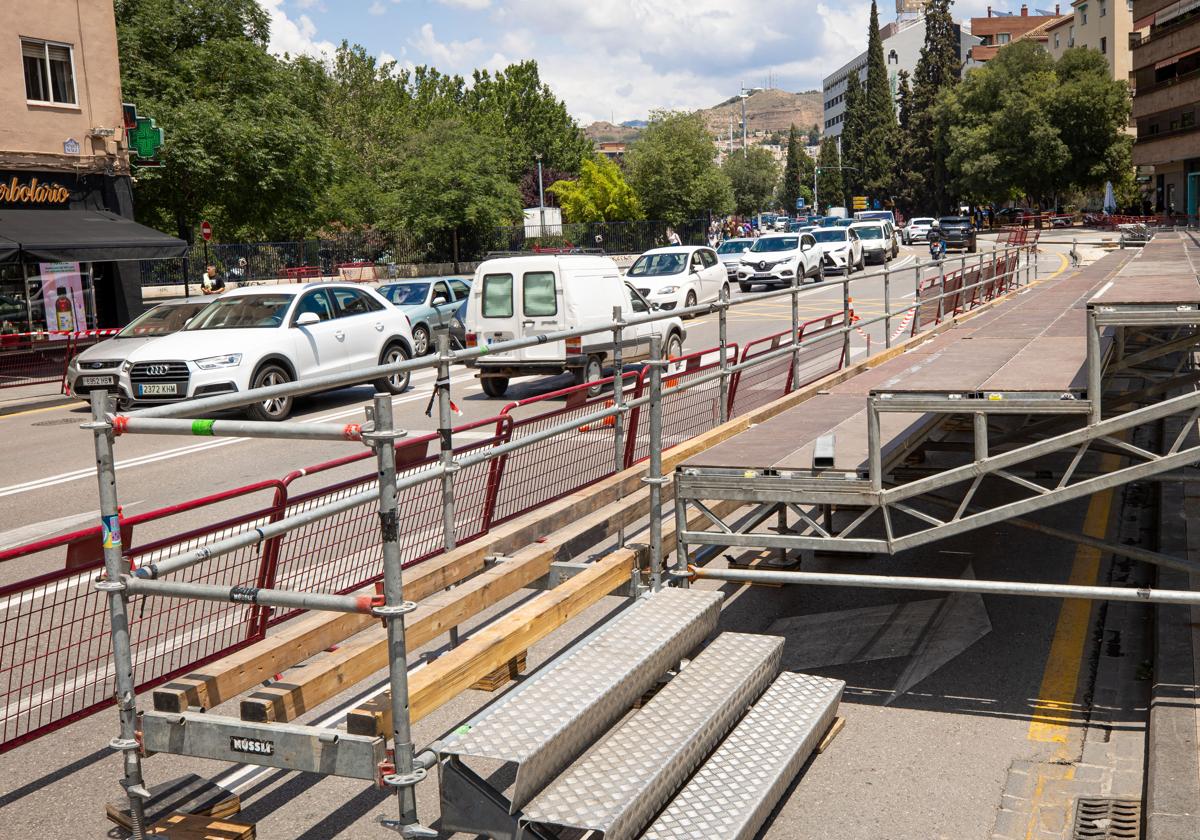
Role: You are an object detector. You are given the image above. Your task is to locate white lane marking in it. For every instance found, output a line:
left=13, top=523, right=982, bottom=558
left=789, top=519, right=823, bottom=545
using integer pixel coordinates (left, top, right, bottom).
left=0, top=504, right=136, bottom=546
left=0, top=370, right=475, bottom=500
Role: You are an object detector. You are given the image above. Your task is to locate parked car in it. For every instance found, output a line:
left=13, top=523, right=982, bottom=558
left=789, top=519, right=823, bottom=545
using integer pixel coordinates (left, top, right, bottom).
left=995, top=207, right=1033, bottom=225
left=902, top=217, right=936, bottom=245
left=627, top=246, right=727, bottom=314
left=735, top=232, right=821, bottom=291
left=376, top=278, right=471, bottom=355
left=465, top=254, right=686, bottom=398
left=448, top=298, right=468, bottom=350
left=937, top=216, right=978, bottom=252
left=116, top=283, right=415, bottom=420
left=66, top=300, right=208, bottom=403
left=854, top=210, right=897, bottom=226
left=716, top=238, right=755, bottom=279
left=811, top=227, right=865, bottom=273
left=849, top=220, right=897, bottom=264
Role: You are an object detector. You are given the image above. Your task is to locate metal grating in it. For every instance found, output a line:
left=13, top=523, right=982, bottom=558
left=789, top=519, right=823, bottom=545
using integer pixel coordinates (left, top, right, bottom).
left=1071, top=798, right=1141, bottom=840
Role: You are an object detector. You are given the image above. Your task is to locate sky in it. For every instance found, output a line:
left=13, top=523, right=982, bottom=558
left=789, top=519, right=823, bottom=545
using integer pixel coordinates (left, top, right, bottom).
left=257, top=0, right=1002, bottom=125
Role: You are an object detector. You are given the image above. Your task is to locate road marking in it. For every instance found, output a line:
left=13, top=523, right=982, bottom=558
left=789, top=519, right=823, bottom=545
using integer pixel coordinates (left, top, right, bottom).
left=0, top=401, right=78, bottom=420
left=1026, top=454, right=1118, bottom=751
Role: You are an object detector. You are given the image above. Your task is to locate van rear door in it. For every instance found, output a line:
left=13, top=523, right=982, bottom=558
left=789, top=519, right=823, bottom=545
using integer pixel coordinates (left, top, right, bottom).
left=518, top=268, right=564, bottom=360
left=475, top=270, right=520, bottom=358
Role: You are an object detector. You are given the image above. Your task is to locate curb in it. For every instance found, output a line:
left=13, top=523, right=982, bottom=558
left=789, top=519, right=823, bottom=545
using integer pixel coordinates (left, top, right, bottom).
left=1147, top=472, right=1200, bottom=839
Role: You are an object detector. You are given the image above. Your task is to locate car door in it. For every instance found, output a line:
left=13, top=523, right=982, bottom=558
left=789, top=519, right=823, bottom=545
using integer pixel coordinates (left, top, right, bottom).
left=687, top=250, right=707, bottom=302
left=799, top=234, right=817, bottom=277
left=520, top=268, right=564, bottom=361
left=329, top=286, right=389, bottom=370
left=429, top=280, right=454, bottom=329
left=289, top=288, right=349, bottom=378
left=700, top=249, right=724, bottom=298
left=624, top=282, right=654, bottom=361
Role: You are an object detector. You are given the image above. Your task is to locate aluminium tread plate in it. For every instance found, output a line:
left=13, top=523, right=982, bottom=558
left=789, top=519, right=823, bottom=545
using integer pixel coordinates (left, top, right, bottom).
left=641, top=671, right=845, bottom=840
left=1090, top=239, right=1199, bottom=306
left=522, top=632, right=783, bottom=840
left=440, top=586, right=722, bottom=812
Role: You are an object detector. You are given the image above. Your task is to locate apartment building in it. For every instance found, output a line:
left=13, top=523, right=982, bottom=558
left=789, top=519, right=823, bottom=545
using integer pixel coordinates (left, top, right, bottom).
left=1129, top=0, right=1200, bottom=215
left=969, top=4, right=1066, bottom=64
left=1045, top=0, right=1140, bottom=82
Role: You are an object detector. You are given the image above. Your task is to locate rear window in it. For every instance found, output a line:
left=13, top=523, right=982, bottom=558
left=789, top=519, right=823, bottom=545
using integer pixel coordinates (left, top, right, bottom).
left=523, top=271, right=557, bottom=316
left=481, top=273, right=514, bottom=318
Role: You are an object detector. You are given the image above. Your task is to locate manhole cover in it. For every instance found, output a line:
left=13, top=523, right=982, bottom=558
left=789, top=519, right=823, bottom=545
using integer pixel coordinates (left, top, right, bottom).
left=32, top=417, right=81, bottom=427
left=1072, top=798, right=1141, bottom=839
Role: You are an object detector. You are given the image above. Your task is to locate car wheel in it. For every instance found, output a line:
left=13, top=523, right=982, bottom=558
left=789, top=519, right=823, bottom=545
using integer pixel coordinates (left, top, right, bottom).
left=574, top=355, right=605, bottom=396
left=684, top=289, right=697, bottom=315
left=666, top=330, right=684, bottom=361
left=721, top=282, right=730, bottom=300
left=739, top=282, right=752, bottom=293
left=372, top=343, right=411, bottom=394
left=481, top=377, right=508, bottom=398
left=411, top=324, right=430, bottom=356
left=246, top=363, right=294, bottom=422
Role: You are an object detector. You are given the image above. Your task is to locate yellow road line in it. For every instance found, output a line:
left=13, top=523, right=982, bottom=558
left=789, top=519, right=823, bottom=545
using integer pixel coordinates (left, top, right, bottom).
left=0, top=401, right=74, bottom=420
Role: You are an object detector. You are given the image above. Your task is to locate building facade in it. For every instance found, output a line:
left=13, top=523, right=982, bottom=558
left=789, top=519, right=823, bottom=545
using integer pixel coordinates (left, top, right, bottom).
left=822, top=17, right=979, bottom=140
left=1129, top=0, right=1200, bottom=215
left=968, top=5, right=1068, bottom=64
left=1, top=0, right=179, bottom=332
left=1045, top=0, right=1139, bottom=82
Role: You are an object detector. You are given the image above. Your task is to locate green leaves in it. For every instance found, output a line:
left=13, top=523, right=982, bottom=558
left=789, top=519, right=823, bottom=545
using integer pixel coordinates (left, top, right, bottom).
left=722, top=146, right=780, bottom=216
left=625, top=111, right=734, bottom=225
left=547, top=156, right=644, bottom=222
left=778, top=125, right=815, bottom=213
left=816, top=137, right=844, bottom=212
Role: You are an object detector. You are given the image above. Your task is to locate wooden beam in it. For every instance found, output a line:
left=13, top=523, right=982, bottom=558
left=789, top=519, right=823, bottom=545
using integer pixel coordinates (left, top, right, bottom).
left=346, top=551, right=634, bottom=737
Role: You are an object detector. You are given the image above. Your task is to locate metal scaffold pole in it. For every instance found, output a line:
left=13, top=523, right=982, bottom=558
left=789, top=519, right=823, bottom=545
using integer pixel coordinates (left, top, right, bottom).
left=370, top=392, right=435, bottom=839
left=645, top=334, right=666, bottom=591
left=883, top=262, right=892, bottom=349
left=790, top=275, right=801, bottom=388
left=88, top=390, right=149, bottom=840
left=717, top=283, right=730, bottom=423
left=611, top=305, right=628, bottom=552
left=434, top=330, right=460, bottom=648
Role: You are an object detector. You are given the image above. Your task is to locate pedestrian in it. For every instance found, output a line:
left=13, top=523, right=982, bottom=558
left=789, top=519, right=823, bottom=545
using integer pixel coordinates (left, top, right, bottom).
left=666, top=226, right=682, bottom=247
left=201, top=264, right=225, bottom=295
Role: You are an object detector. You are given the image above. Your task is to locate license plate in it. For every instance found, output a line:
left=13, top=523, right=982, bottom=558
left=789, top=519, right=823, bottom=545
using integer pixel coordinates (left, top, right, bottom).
left=80, top=376, right=114, bottom=387
left=137, top=383, right=178, bottom=396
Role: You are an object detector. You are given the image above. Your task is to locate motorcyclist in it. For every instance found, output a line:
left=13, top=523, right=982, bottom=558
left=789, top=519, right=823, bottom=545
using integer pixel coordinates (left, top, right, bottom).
left=928, top=228, right=946, bottom=262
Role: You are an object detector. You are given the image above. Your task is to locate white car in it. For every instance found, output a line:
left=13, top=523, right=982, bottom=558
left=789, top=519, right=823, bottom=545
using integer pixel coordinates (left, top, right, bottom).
left=627, top=246, right=728, bottom=314
left=736, top=232, right=821, bottom=291
left=811, top=227, right=865, bottom=274
left=66, top=300, right=208, bottom=404
left=849, top=220, right=898, bottom=264
left=715, top=238, right=755, bottom=279
left=902, top=217, right=936, bottom=245
left=116, top=283, right=415, bottom=420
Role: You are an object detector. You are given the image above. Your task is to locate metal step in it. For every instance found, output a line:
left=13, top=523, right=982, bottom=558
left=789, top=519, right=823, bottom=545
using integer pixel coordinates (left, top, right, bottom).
left=641, top=671, right=845, bottom=840
left=439, top=587, right=723, bottom=819
left=520, top=631, right=783, bottom=840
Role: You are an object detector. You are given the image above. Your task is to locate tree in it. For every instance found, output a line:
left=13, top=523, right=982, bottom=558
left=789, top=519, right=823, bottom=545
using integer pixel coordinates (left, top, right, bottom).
left=840, top=73, right=866, bottom=202
left=547, top=155, right=644, bottom=222
left=778, top=125, right=815, bottom=212
left=936, top=41, right=1132, bottom=208
left=808, top=123, right=822, bottom=145
left=908, top=0, right=961, bottom=211
left=891, top=70, right=921, bottom=212
left=816, top=136, right=844, bottom=212
left=625, top=111, right=734, bottom=224
left=722, top=146, right=780, bottom=216
left=861, top=0, right=900, bottom=197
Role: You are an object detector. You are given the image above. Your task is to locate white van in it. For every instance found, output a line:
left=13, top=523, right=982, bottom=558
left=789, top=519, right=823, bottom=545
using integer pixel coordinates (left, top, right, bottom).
left=465, top=254, right=686, bottom=398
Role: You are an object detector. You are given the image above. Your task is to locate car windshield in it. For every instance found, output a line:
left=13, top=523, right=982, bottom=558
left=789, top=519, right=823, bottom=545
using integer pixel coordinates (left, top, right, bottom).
left=116, top=303, right=206, bottom=337
left=749, top=237, right=799, bottom=253
left=380, top=284, right=428, bottom=306
left=854, top=226, right=884, bottom=240
left=629, top=253, right=686, bottom=276
left=911, top=218, right=934, bottom=226
left=835, top=219, right=855, bottom=227
left=812, top=229, right=848, bottom=243
left=717, top=240, right=751, bottom=254
left=940, top=217, right=969, bottom=225
left=185, top=294, right=293, bottom=330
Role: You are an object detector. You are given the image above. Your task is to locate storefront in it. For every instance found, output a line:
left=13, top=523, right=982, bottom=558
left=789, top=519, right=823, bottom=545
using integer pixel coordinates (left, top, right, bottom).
left=0, top=169, right=185, bottom=335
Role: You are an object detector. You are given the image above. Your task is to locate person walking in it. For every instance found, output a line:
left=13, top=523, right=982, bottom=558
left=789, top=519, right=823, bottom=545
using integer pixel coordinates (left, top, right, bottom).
left=666, top=226, right=682, bottom=247
left=201, top=264, right=225, bottom=295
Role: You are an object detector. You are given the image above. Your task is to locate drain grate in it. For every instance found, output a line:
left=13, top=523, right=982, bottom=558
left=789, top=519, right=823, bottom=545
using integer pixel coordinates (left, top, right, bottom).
left=1071, top=798, right=1141, bottom=839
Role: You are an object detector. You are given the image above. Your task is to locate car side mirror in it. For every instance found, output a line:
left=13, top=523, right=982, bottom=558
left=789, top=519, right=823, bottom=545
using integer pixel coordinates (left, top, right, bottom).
left=295, top=311, right=320, bottom=327
left=742, top=247, right=750, bottom=254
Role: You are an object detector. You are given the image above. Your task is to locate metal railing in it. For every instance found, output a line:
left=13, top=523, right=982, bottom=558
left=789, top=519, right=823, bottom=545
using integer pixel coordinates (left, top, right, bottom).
left=2, top=242, right=1034, bottom=836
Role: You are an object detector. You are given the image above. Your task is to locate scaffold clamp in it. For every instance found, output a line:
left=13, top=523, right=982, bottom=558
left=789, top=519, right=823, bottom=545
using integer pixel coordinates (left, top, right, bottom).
left=373, top=601, right=418, bottom=617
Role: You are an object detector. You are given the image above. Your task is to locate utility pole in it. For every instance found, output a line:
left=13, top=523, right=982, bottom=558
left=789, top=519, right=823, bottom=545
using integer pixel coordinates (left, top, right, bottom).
left=814, top=166, right=820, bottom=216
left=536, top=153, right=546, bottom=236
left=740, top=85, right=750, bottom=158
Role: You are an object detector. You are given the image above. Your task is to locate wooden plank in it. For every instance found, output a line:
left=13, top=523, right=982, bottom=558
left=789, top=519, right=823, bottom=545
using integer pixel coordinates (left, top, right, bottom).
left=346, top=551, right=634, bottom=737
left=105, top=774, right=239, bottom=832
left=470, top=651, right=527, bottom=691
left=817, top=716, right=846, bottom=754
left=239, top=486, right=657, bottom=722
left=147, top=812, right=255, bottom=839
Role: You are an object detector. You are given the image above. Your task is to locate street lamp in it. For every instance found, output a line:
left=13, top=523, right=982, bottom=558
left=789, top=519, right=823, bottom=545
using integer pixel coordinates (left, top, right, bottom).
left=739, top=87, right=752, bottom=158
left=535, top=153, right=546, bottom=236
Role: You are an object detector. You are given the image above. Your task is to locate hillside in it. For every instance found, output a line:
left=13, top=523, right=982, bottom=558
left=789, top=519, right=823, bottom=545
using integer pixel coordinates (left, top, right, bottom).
left=583, top=88, right=824, bottom=145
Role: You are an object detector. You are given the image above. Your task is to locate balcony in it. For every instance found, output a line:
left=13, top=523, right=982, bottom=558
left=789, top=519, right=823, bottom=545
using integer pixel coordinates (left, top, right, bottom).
left=1133, top=123, right=1200, bottom=166
left=1131, top=11, right=1200, bottom=71
left=1132, top=69, right=1200, bottom=119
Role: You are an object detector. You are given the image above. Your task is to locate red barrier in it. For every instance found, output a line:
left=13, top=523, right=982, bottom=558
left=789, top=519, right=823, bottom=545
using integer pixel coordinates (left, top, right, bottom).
left=625, top=346, right=734, bottom=467
left=0, top=329, right=121, bottom=393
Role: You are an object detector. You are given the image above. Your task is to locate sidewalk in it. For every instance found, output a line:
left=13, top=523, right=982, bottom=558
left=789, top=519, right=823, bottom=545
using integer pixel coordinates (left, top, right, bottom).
left=1148, top=428, right=1200, bottom=838
left=0, top=381, right=74, bottom=417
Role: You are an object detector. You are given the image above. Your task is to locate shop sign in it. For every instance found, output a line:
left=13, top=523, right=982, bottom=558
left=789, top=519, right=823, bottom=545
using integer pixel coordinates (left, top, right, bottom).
left=38, top=262, right=86, bottom=332
left=0, top=176, right=72, bottom=206
left=63, top=138, right=80, bottom=155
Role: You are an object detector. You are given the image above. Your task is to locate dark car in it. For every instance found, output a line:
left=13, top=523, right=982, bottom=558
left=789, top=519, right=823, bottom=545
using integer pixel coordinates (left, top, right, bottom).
left=448, top=298, right=467, bottom=350
left=937, top=216, right=977, bottom=252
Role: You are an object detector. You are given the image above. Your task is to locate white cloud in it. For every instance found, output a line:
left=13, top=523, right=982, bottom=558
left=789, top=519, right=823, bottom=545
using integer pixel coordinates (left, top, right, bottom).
left=257, top=0, right=336, bottom=58
left=439, top=0, right=492, bottom=8
left=410, top=23, right=486, bottom=66
left=369, top=0, right=386, bottom=13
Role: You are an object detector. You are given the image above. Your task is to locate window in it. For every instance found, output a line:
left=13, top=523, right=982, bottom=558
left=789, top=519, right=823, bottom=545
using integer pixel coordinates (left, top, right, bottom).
left=293, top=289, right=336, bottom=324
left=996, top=33, right=1011, bottom=44
left=1182, top=112, right=1195, bottom=128
left=627, top=284, right=649, bottom=314
left=1082, top=9, right=1087, bottom=23
left=331, top=287, right=382, bottom=316
left=700, top=250, right=718, bottom=268
left=522, top=271, right=557, bottom=316
left=430, top=281, right=452, bottom=306
left=22, top=39, right=76, bottom=105
left=1100, top=1, right=1106, bottom=16
left=481, top=273, right=513, bottom=318
left=449, top=280, right=471, bottom=300
left=1054, top=34, right=1060, bottom=48
left=1100, top=36, right=1107, bottom=54
left=888, top=49, right=898, bottom=65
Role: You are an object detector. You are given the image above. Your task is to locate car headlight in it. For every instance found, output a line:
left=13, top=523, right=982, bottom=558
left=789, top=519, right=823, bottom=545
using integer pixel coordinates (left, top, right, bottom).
left=195, top=353, right=243, bottom=370
left=658, top=286, right=679, bottom=294
left=120, top=360, right=133, bottom=373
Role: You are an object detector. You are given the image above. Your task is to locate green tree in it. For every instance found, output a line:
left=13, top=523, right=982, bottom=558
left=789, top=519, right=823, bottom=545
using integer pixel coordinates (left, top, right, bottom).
left=816, top=136, right=844, bottom=212
left=625, top=111, right=734, bottom=224
left=840, top=73, right=866, bottom=201
left=937, top=41, right=1132, bottom=207
left=115, top=0, right=334, bottom=241
left=722, top=146, right=781, bottom=215
left=547, top=155, right=644, bottom=222
left=861, top=0, right=900, bottom=197
left=908, top=0, right=961, bottom=211
left=891, top=70, right=920, bottom=212
left=778, top=125, right=815, bottom=212
left=808, top=123, right=821, bottom=144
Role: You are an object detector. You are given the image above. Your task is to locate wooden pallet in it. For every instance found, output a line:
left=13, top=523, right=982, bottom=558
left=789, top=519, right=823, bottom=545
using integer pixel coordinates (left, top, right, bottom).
left=148, top=812, right=255, bottom=839
left=106, top=775, right=240, bottom=833
left=469, top=650, right=527, bottom=691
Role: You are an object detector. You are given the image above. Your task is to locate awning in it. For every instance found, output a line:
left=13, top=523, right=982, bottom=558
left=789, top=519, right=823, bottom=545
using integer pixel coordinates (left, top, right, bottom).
left=0, top=209, right=187, bottom=264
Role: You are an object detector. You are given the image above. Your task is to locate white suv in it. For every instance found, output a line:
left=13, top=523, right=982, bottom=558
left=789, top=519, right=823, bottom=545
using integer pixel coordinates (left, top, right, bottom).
left=736, top=232, right=820, bottom=291
left=117, top=283, right=415, bottom=420
left=810, top=227, right=865, bottom=274
left=902, top=217, right=936, bottom=245
left=849, top=220, right=897, bottom=264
